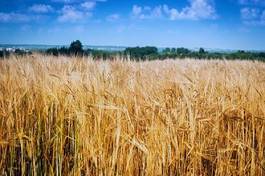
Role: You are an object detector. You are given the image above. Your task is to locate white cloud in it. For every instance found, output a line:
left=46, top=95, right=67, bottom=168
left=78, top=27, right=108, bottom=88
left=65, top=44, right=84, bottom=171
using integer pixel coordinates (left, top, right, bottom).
left=163, top=5, right=178, bottom=20
left=29, top=4, right=54, bottom=13
left=241, top=7, right=265, bottom=25
left=58, top=5, right=91, bottom=22
left=132, top=5, right=163, bottom=19
left=0, top=12, right=30, bottom=22
left=239, top=0, right=265, bottom=26
left=241, top=7, right=259, bottom=19
left=164, top=0, right=217, bottom=20
left=132, top=0, right=217, bottom=20
left=81, top=1, right=96, bottom=10
left=56, top=0, right=107, bottom=22
left=106, top=14, right=120, bottom=21
left=152, top=6, right=163, bottom=18
left=132, top=5, right=142, bottom=16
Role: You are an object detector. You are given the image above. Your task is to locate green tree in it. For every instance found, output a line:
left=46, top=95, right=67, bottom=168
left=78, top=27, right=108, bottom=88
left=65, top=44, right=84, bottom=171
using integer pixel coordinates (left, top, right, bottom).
left=177, top=47, right=191, bottom=55
left=46, top=48, right=59, bottom=56
left=199, top=48, right=206, bottom=54
left=69, top=40, right=83, bottom=55
left=0, top=50, right=4, bottom=58
left=171, top=48, right=177, bottom=53
left=163, top=48, right=171, bottom=53
left=124, top=46, right=158, bottom=60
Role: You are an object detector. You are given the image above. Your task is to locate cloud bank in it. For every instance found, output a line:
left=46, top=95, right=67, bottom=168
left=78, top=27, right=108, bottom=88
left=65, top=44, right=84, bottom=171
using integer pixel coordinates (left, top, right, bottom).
left=132, top=0, right=217, bottom=20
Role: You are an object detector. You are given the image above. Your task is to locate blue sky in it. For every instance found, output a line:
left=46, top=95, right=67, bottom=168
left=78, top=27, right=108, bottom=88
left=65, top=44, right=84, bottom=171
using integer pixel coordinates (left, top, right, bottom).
left=0, top=0, right=265, bottom=50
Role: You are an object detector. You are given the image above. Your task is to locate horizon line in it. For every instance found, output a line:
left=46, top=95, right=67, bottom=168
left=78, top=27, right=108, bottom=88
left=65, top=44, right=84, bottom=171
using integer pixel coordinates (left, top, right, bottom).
left=1, top=43, right=265, bottom=52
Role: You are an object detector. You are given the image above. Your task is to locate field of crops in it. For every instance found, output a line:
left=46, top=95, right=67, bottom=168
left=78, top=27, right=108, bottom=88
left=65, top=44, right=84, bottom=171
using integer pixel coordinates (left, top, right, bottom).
left=0, top=55, right=265, bottom=175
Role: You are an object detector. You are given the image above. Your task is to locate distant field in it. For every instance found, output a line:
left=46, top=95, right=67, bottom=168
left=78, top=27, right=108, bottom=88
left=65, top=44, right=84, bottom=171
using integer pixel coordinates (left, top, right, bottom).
left=0, top=55, right=265, bottom=175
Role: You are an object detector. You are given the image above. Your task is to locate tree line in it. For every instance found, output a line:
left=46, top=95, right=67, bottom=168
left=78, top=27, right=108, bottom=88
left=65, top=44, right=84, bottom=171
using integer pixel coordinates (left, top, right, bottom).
left=45, top=40, right=265, bottom=61
left=1, top=40, right=265, bottom=61
left=45, top=40, right=119, bottom=60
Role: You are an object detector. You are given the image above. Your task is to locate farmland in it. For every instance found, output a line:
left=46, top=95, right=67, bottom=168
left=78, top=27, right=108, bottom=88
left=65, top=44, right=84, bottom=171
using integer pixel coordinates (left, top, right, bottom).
left=0, top=55, right=265, bottom=175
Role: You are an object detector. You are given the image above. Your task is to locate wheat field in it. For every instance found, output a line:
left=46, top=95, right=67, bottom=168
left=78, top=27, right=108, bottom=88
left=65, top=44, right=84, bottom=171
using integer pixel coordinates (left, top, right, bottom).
left=0, top=55, right=265, bottom=175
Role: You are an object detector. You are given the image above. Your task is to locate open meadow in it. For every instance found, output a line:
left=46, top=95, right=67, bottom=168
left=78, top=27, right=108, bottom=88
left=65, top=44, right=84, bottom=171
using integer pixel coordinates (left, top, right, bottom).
left=0, top=55, right=265, bottom=175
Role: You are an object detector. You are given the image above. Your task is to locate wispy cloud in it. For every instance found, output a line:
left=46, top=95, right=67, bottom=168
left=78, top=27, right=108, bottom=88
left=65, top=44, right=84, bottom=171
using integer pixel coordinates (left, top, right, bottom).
left=58, top=5, right=92, bottom=22
left=238, top=0, right=265, bottom=26
left=241, top=7, right=265, bottom=25
left=0, top=12, right=30, bottom=23
left=29, top=4, right=54, bottom=13
left=132, top=0, right=217, bottom=20
left=81, top=1, right=96, bottom=10
left=132, top=5, right=142, bottom=17
left=241, top=7, right=259, bottom=19
left=56, top=0, right=107, bottom=22
left=132, top=5, right=162, bottom=19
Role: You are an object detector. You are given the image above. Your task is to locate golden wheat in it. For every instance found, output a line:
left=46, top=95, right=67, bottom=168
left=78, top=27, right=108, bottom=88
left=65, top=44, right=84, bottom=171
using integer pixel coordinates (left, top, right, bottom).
left=0, top=55, right=265, bottom=175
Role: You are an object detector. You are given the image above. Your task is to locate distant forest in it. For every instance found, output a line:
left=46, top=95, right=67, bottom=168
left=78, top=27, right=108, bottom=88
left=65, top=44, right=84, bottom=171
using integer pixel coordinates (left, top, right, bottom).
left=1, top=40, right=265, bottom=61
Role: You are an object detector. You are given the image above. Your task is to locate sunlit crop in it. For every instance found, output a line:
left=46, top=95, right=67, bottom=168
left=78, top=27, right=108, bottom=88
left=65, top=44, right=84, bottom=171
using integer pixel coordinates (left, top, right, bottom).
left=0, top=55, right=265, bottom=175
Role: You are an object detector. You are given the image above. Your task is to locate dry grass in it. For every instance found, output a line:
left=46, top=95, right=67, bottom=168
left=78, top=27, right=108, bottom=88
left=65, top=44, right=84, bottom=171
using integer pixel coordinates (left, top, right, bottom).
left=0, top=55, right=265, bottom=175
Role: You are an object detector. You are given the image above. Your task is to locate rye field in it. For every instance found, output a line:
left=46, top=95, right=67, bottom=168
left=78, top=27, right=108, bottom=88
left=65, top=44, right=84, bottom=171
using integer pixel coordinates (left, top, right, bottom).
left=0, top=55, right=265, bottom=175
